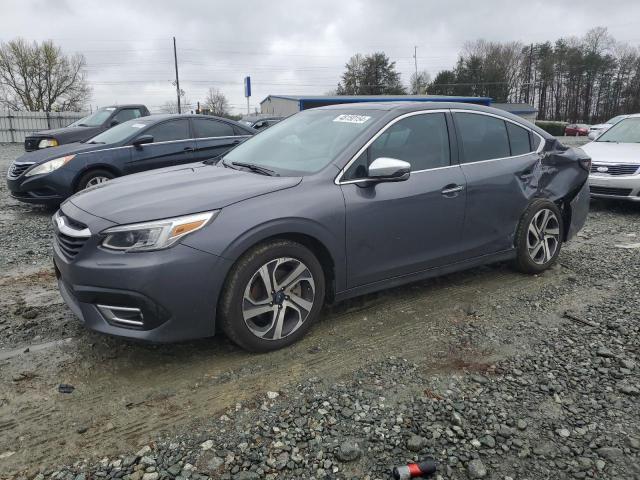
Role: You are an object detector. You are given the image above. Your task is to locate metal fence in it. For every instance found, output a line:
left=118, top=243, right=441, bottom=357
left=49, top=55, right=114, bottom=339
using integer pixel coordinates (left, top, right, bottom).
left=0, top=110, right=88, bottom=143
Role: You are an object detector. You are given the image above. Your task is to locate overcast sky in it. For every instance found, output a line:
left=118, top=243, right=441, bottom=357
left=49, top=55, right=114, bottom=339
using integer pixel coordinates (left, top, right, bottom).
left=1, top=0, right=639, bottom=114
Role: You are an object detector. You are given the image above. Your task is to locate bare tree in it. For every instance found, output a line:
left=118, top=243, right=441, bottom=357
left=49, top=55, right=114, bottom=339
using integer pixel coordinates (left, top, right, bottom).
left=160, top=100, right=181, bottom=114
left=204, top=88, right=230, bottom=116
left=0, top=38, right=90, bottom=111
left=160, top=91, right=191, bottom=114
left=410, top=70, right=431, bottom=94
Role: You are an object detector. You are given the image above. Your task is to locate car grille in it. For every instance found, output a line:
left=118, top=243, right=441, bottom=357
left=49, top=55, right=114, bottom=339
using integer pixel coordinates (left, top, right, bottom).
left=8, top=162, right=35, bottom=179
left=590, top=186, right=633, bottom=197
left=590, top=163, right=639, bottom=176
left=53, top=213, right=90, bottom=260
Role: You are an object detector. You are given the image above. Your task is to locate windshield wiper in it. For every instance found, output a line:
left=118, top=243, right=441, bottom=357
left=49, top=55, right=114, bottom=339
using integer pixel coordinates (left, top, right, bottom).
left=87, top=141, right=105, bottom=144
left=231, top=161, right=278, bottom=176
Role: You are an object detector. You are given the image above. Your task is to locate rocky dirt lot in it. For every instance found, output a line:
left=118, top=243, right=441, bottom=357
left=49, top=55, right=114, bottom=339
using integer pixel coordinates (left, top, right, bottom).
left=0, top=140, right=638, bottom=480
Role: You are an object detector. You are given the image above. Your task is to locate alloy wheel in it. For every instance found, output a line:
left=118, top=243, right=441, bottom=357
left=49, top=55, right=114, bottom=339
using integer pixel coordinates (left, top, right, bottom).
left=527, top=208, right=560, bottom=265
left=242, top=257, right=316, bottom=340
left=85, top=176, right=110, bottom=188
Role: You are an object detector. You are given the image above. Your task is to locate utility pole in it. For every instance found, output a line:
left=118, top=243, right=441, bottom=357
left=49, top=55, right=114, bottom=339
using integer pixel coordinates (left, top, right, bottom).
left=173, top=36, right=181, bottom=114
left=413, top=46, right=419, bottom=94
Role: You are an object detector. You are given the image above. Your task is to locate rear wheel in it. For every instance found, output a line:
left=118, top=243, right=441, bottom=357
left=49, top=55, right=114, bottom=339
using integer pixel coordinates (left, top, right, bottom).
left=514, top=200, right=563, bottom=274
left=75, top=169, right=115, bottom=191
left=218, top=240, right=325, bottom=352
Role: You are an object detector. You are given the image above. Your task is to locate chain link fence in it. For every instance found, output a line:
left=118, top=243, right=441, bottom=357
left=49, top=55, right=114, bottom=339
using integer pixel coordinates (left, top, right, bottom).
left=0, top=111, right=88, bottom=143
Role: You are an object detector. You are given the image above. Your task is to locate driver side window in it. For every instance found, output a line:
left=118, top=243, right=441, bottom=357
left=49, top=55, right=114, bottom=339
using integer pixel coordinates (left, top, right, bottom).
left=343, top=113, right=450, bottom=181
left=140, top=119, right=190, bottom=143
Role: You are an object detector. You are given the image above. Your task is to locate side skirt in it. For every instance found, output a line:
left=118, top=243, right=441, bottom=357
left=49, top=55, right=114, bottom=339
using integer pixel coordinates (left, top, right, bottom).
left=333, top=249, right=517, bottom=303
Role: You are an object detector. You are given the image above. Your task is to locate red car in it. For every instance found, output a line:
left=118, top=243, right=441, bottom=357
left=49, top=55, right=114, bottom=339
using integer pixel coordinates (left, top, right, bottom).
left=565, top=124, right=590, bottom=136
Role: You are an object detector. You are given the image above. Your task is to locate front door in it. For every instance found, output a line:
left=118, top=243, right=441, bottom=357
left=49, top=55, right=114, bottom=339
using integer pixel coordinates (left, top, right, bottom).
left=126, top=118, right=194, bottom=174
left=340, top=111, right=467, bottom=288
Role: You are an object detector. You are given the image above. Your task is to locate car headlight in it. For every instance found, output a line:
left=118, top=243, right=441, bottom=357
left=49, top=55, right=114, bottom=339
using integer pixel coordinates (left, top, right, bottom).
left=25, top=155, right=75, bottom=177
left=38, top=138, right=59, bottom=148
left=101, top=211, right=218, bottom=252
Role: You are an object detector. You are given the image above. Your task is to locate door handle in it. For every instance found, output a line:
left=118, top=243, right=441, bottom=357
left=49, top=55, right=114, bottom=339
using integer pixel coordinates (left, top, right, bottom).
left=232, top=139, right=241, bottom=145
left=183, top=147, right=194, bottom=152
left=441, top=185, right=464, bottom=195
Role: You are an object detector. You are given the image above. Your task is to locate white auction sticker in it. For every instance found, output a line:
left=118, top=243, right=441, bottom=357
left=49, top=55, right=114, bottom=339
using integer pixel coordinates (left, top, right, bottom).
left=105, top=107, right=116, bottom=111
left=130, top=123, right=146, bottom=128
left=333, top=114, right=371, bottom=124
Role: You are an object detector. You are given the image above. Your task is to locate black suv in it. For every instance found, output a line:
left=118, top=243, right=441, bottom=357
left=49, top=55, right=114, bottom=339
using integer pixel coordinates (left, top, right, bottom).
left=24, top=105, right=151, bottom=151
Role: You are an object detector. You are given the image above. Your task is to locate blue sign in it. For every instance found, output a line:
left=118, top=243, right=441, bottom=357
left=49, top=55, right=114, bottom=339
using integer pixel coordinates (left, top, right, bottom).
left=244, top=76, right=251, bottom=98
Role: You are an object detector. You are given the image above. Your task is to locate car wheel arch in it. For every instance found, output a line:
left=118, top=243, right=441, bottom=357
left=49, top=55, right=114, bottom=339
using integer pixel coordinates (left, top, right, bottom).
left=73, top=164, right=121, bottom=191
left=217, top=224, right=340, bottom=303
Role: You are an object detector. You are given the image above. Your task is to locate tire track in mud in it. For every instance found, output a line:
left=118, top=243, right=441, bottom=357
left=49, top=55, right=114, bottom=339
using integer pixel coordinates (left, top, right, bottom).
left=0, top=263, right=588, bottom=474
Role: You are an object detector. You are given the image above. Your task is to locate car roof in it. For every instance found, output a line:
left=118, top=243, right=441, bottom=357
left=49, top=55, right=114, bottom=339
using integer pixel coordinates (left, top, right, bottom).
left=314, top=101, right=553, bottom=139
left=132, top=113, right=249, bottom=124
left=102, top=104, right=148, bottom=109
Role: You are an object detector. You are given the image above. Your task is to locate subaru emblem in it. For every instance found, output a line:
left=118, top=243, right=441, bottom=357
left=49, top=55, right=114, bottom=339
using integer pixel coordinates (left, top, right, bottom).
left=596, top=166, right=608, bottom=173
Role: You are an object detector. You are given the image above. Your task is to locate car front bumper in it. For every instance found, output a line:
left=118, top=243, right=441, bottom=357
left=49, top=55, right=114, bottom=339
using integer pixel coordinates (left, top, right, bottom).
left=589, top=173, right=640, bottom=202
left=53, top=202, right=233, bottom=342
left=7, top=168, right=75, bottom=205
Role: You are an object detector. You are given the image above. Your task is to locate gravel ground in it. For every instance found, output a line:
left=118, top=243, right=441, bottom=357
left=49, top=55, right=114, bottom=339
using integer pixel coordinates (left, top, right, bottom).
left=1, top=139, right=639, bottom=480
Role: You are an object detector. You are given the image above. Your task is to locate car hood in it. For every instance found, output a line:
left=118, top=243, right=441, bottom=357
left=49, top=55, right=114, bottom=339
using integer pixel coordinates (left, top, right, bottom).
left=581, top=141, right=640, bottom=165
left=13, top=142, right=109, bottom=165
left=67, top=163, right=302, bottom=224
left=27, top=125, right=101, bottom=143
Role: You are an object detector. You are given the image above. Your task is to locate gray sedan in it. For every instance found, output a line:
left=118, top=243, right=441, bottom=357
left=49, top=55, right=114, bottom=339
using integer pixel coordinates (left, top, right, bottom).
left=52, top=102, right=590, bottom=351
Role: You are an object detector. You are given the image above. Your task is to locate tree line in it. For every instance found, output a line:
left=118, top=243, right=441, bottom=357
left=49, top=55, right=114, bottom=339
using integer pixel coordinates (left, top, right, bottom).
left=336, top=28, right=640, bottom=123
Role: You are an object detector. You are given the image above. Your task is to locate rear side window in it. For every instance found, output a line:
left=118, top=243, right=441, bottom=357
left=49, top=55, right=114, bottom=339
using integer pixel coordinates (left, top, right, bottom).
left=344, top=113, right=450, bottom=180
left=113, top=108, right=142, bottom=124
left=506, top=122, right=532, bottom=156
left=529, top=132, right=542, bottom=150
left=455, top=113, right=510, bottom=163
left=143, top=119, right=190, bottom=143
left=192, top=119, right=234, bottom=138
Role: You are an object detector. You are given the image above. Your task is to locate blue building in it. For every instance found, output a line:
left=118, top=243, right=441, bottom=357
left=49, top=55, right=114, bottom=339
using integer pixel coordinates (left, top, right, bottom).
left=260, top=94, right=493, bottom=117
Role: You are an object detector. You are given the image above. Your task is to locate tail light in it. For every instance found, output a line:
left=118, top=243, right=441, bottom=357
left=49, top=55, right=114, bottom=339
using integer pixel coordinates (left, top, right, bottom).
left=579, top=158, right=592, bottom=172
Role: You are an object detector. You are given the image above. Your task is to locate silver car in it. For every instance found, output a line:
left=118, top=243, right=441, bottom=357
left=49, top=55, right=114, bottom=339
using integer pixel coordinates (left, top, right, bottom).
left=582, top=114, right=640, bottom=202
left=588, top=114, right=629, bottom=139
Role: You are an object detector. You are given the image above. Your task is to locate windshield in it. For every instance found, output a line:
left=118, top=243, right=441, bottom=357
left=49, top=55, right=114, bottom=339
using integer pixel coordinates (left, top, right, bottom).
left=86, top=118, right=153, bottom=144
left=607, top=115, right=626, bottom=125
left=69, top=108, right=115, bottom=127
left=596, top=117, right=640, bottom=143
left=222, top=109, right=383, bottom=175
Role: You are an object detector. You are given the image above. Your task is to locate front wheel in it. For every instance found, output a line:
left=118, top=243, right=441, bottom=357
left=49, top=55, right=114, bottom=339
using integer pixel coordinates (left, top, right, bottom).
left=514, top=200, right=564, bottom=274
left=75, top=169, right=115, bottom=192
left=218, top=240, right=325, bottom=352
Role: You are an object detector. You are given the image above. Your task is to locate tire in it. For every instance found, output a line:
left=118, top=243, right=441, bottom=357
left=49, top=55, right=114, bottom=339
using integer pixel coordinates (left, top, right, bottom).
left=218, top=240, right=325, bottom=352
left=75, top=169, right=115, bottom=192
left=513, top=199, right=564, bottom=274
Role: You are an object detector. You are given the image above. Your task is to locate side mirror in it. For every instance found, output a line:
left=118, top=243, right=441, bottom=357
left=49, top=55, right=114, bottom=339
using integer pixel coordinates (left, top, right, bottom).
left=132, top=135, right=154, bottom=148
left=110, top=120, right=119, bottom=127
left=588, top=131, right=598, bottom=140
left=254, top=121, right=266, bottom=129
left=367, top=157, right=411, bottom=182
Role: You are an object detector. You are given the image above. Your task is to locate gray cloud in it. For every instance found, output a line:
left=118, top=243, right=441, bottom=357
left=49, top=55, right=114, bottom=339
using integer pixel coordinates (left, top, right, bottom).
left=1, top=0, right=639, bottom=113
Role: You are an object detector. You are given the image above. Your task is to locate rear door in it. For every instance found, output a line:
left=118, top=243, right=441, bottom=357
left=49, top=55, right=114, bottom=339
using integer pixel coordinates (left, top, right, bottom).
left=126, top=118, right=194, bottom=174
left=191, top=118, right=251, bottom=162
left=340, top=111, right=467, bottom=288
left=452, top=110, right=544, bottom=258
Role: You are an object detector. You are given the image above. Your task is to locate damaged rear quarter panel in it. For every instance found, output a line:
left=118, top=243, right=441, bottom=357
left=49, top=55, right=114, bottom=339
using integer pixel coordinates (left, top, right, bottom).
left=459, top=140, right=589, bottom=256
left=534, top=143, right=590, bottom=240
